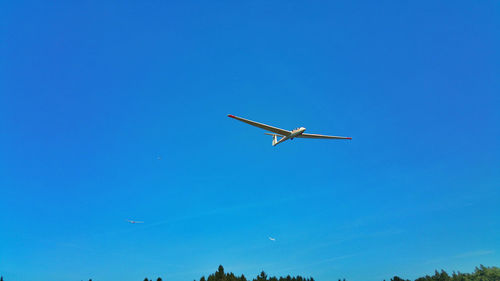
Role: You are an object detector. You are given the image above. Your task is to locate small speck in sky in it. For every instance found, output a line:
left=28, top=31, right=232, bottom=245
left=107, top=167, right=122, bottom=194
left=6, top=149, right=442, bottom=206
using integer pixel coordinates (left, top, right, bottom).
left=127, top=220, right=144, bottom=224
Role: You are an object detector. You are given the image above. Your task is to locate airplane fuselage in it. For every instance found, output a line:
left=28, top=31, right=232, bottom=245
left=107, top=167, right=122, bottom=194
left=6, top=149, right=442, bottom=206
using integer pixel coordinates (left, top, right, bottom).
left=274, top=127, right=306, bottom=145
left=289, top=127, right=306, bottom=140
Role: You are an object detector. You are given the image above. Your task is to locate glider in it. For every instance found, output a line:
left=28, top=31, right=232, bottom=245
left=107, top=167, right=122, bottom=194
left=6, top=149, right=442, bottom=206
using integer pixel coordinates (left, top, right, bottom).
left=127, top=220, right=144, bottom=224
left=227, top=114, right=351, bottom=146
left=269, top=237, right=276, bottom=241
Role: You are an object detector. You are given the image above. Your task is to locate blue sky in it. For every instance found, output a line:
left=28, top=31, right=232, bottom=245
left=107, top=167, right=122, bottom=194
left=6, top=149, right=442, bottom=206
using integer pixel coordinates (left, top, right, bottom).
left=1, top=1, right=499, bottom=281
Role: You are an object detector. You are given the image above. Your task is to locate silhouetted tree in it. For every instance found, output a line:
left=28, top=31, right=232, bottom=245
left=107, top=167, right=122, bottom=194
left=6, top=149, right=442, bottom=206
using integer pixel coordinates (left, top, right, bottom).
left=391, top=277, right=409, bottom=281
left=255, top=271, right=268, bottom=281
left=215, top=265, right=225, bottom=281
left=157, top=278, right=162, bottom=281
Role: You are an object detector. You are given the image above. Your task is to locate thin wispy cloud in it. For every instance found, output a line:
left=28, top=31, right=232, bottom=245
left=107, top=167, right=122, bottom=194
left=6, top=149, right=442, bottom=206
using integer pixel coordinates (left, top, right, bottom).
left=314, top=254, right=357, bottom=265
left=454, top=250, right=494, bottom=258
left=140, top=195, right=299, bottom=230
left=276, top=253, right=357, bottom=273
left=424, top=250, right=495, bottom=265
left=88, top=195, right=300, bottom=239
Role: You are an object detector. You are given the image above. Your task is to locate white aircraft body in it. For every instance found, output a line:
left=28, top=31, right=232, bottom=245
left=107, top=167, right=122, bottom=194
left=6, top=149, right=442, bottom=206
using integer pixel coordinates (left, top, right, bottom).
left=127, top=220, right=144, bottom=224
left=268, top=237, right=276, bottom=241
left=228, top=114, right=351, bottom=146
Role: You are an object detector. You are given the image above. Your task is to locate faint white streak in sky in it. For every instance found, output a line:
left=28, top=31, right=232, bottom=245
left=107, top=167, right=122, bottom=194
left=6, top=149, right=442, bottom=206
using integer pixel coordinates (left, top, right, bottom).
left=423, top=249, right=494, bottom=265
left=336, top=195, right=482, bottom=233
left=88, top=195, right=300, bottom=239
left=313, top=254, right=357, bottom=265
left=275, top=253, right=357, bottom=273
left=141, top=195, right=298, bottom=230
left=454, top=250, right=494, bottom=258
left=295, top=228, right=403, bottom=256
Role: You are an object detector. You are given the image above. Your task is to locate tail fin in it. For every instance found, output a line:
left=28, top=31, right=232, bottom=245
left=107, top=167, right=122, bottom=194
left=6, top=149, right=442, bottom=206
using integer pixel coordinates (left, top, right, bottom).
left=272, top=135, right=278, bottom=146
left=264, top=133, right=281, bottom=146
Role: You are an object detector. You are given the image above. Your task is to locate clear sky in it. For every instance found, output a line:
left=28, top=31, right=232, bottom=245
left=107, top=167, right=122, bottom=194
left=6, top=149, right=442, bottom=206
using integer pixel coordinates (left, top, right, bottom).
left=1, top=1, right=499, bottom=281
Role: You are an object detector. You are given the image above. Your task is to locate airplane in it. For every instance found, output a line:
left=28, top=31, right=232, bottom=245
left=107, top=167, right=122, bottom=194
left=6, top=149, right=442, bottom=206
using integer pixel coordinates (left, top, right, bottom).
left=227, top=114, right=351, bottom=146
left=127, top=220, right=144, bottom=224
left=268, top=237, right=276, bottom=241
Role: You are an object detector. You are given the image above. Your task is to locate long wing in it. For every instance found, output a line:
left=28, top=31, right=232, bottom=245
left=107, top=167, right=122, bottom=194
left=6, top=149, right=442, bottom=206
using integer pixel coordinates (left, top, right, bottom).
left=228, top=115, right=291, bottom=136
left=297, top=133, right=351, bottom=140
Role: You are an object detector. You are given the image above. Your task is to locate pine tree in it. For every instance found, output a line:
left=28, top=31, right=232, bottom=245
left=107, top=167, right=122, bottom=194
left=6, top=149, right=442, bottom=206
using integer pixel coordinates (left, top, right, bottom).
left=255, top=271, right=267, bottom=281
left=391, top=277, right=409, bottom=281
left=218, top=265, right=225, bottom=274
left=215, top=265, right=225, bottom=281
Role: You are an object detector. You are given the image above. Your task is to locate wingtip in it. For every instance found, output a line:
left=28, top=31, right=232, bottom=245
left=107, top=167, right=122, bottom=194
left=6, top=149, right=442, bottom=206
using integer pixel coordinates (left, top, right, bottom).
left=347, top=137, right=352, bottom=140
left=227, top=114, right=235, bottom=118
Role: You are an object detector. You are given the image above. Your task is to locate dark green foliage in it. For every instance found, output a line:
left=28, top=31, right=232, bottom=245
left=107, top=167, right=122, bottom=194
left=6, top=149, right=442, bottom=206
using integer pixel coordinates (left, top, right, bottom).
left=198, top=265, right=315, bottom=281
left=411, top=265, right=500, bottom=281
left=157, top=278, right=163, bottom=281
left=192, top=264, right=499, bottom=281
left=255, top=271, right=267, bottom=281
left=391, top=277, right=410, bottom=281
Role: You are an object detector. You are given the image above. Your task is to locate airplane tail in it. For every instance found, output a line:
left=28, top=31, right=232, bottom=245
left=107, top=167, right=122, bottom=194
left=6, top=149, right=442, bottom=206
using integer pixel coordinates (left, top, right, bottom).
left=272, top=134, right=278, bottom=146
left=265, top=133, right=281, bottom=146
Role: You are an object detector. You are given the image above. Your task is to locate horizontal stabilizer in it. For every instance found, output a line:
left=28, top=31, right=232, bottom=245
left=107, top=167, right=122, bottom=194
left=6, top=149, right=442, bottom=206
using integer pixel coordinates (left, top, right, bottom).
left=264, top=133, right=284, bottom=137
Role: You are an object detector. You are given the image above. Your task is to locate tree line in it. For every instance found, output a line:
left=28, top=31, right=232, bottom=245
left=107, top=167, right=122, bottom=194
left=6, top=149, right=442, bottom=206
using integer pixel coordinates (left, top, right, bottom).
left=142, top=264, right=500, bottom=281
left=197, top=265, right=315, bottom=281
left=389, top=265, right=500, bottom=281
left=1, top=264, right=499, bottom=281
left=140, top=266, right=315, bottom=281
